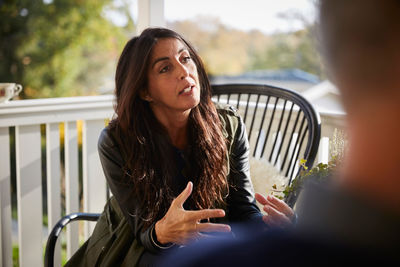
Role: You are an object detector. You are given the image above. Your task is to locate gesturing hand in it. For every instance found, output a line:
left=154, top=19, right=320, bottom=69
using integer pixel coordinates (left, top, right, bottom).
left=155, top=182, right=231, bottom=246
left=255, top=193, right=295, bottom=228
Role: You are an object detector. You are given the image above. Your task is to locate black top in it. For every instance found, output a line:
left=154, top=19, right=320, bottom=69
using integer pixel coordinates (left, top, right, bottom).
left=97, top=105, right=263, bottom=253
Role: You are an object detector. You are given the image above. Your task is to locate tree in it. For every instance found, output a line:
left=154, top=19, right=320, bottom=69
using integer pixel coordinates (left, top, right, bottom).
left=250, top=28, right=325, bottom=78
left=168, top=15, right=324, bottom=79
left=0, top=0, right=129, bottom=98
left=169, top=17, right=268, bottom=76
left=250, top=4, right=325, bottom=78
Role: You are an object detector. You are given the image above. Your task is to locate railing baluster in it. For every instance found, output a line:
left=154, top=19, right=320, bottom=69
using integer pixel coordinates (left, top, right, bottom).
left=318, top=137, right=330, bottom=164
left=46, top=123, right=61, bottom=267
left=15, top=125, right=43, bottom=267
left=64, top=121, right=79, bottom=258
left=82, top=119, right=107, bottom=239
left=0, top=127, right=12, bottom=267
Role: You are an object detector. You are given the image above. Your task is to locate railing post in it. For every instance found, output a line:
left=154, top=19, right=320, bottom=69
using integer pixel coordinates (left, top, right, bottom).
left=82, top=119, right=107, bottom=239
left=46, top=123, right=61, bottom=267
left=318, top=137, right=330, bottom=164
left=15, top=125, right=43, bottom=267
left=0, top=127, right=12, bottom=267
left=64, top=121, right=79, bottom=258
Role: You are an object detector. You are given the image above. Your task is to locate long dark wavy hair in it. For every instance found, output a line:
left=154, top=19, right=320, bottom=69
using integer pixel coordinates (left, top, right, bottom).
left=109, top=28, right=228, bottom=229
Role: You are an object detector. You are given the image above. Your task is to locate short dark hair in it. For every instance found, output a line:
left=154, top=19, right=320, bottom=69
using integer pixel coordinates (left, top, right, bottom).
left=318, top=0, right=400, bottom=90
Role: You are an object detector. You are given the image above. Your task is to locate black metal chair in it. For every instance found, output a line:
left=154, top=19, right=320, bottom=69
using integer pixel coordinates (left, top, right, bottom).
left=211, top=84, right=321, bottom=206
left=44, top=83, right=321, bottom=266
left=44, top=213, right=100, bottom=267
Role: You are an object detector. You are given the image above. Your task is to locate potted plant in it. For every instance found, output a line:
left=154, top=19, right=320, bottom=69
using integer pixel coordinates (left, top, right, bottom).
left=284, top=129, right=346, bottom=208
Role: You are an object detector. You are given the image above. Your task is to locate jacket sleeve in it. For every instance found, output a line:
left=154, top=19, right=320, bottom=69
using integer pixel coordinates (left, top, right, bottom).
left=226, top=115, right=264, bottom=225
left=97, top=128, right=169, bottom=253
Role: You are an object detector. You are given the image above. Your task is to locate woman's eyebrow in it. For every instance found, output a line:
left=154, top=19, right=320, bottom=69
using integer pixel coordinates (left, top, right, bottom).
left=151, top=48, right=187, bottom=69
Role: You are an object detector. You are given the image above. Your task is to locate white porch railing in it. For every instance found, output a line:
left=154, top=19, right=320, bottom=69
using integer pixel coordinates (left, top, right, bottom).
left=0, top=95, right=114, bottom=267
left=0, top=95, right=346, bottom=267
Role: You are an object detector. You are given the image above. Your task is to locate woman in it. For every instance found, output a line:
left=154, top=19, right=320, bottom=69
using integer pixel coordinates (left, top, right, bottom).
left=98, top=27, right=294, bottom=265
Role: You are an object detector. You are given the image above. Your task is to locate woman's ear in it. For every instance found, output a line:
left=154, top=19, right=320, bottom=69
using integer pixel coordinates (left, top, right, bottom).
left=139, top=89, right=153, bottom=102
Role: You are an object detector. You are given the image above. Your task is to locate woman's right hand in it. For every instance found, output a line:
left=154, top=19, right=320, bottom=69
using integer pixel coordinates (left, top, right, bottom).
left=155, top=182, right=231, bottom=246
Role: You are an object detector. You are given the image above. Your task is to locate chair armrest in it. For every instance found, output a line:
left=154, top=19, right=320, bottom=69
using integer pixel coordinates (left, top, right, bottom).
left=44, top=212, right=101, bottom=267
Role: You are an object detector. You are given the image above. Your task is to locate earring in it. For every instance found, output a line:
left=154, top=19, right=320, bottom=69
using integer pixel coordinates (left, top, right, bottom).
left=140, top=90, right=152, bottom=102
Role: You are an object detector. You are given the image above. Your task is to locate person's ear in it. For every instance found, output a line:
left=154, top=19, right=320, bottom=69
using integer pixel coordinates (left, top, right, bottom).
left=139, top=89, right=153, bottom=102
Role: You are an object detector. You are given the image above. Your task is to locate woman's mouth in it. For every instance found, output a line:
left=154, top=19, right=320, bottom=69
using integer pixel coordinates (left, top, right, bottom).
left=179, top=86, right=194, bottom=95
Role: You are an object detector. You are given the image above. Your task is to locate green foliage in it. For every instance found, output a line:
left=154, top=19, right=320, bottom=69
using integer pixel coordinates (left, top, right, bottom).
left=13, top=244, right=18, bottom=267
left=12, top=237, right=68, bottom=266
left=284, top=128, right=346, bottom=206
left=0, top=0, right=128, bottom=98
left=283, top=157, right=340, bottom=198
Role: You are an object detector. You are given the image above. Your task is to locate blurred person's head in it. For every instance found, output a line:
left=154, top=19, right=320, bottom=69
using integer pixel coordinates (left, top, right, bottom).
left=318, top=0, right=400, bottom=210
left=318, top=0, right=400, bottom=108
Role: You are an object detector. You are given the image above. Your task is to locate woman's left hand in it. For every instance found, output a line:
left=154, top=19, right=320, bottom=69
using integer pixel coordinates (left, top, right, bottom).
left=255, top=193, right=295, bottom=228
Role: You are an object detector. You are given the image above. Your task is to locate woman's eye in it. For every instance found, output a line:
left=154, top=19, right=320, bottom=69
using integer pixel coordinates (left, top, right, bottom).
left=182, top=56, right=191, bottom=63
left=159, top=65, right=170, bottom=73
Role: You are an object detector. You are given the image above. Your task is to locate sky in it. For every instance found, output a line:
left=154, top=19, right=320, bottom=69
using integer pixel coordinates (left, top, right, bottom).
left=107, top=0, right=317, bottom=34
left=164, top=0, right=317, bottom=34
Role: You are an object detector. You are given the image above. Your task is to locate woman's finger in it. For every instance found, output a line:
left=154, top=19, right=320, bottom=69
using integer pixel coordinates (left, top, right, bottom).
left=263, top=206, right=291, bottom=226
left=265, top=195, right=294, bottom=217
left=186, top=208, right=226, bottom=222
left=173, top=181, right=193, bottom=208
left=255, top=193, right=268, bottom=205
left=195, top=222, right=231, bottom=233
left=263, top=205, right=285, bottom=218
left=262, top=214, right=280, bottom=227
left=256, top=194, right=294, bottom=218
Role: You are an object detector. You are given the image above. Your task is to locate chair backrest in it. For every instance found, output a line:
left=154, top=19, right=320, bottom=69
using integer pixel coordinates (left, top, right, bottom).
left=211, top=84, right=321, bottom=204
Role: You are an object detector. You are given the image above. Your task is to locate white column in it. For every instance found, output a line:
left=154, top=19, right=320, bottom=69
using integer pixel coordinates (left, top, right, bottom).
left=137, top=0, right=165, bottom=34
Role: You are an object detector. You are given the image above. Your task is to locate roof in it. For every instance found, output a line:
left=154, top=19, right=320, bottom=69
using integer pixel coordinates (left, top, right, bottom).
left=211, top=68, right=320, bottom=84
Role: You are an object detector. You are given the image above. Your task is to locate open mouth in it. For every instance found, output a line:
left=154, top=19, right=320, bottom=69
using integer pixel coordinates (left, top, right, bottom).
left=179, top=85, right=194, bottom=95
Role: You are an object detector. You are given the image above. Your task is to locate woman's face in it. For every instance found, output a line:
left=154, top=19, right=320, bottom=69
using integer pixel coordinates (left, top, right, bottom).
left=144, top=38, right=201, bottom=119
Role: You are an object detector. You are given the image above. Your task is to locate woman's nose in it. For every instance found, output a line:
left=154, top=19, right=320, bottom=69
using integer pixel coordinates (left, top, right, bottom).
left=177, top=63, right=189, bottom=80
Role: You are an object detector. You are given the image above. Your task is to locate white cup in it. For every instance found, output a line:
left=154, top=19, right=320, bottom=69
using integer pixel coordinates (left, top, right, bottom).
left=0, top=83, right=23, bottom=103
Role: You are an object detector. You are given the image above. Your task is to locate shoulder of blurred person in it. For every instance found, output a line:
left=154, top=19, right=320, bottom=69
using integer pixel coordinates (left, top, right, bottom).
left=157, top=181, right=400, bottom=267
left=295, top=180, right=400, bottom=261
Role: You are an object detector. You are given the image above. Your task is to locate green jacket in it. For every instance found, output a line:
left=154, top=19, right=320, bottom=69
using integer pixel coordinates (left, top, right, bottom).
left=65, top=197, right=144, bottom=267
